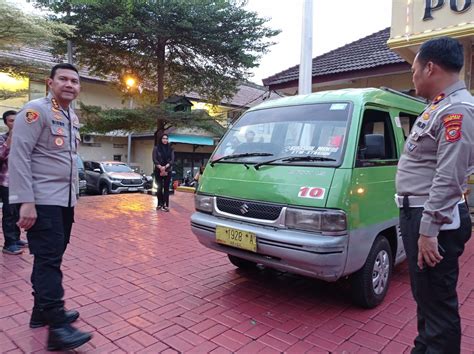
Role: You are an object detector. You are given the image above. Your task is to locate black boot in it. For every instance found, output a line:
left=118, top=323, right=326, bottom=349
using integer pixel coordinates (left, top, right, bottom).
left=30, top=308, right=80, bottom=328
left=44, top=307, right=92, bottom=351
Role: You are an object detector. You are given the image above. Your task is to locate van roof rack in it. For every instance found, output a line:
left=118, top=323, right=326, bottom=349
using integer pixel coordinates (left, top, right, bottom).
left=380, top=86, right=428, bottom=104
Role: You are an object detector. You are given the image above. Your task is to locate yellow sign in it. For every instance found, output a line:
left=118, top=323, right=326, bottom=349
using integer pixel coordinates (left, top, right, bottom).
left=388, top=0, right=474, bottom=56
left=216, top=226, right=257, bottom=252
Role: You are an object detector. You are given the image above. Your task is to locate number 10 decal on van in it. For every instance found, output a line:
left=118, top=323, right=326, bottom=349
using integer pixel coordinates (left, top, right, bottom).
left=191, top=88, right=425, bottom=308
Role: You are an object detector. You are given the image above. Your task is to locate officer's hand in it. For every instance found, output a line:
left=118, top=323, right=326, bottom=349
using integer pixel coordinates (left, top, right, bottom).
left=417, top=235, right=443, bottom=269
left=17, top=202, right=37, bottom=230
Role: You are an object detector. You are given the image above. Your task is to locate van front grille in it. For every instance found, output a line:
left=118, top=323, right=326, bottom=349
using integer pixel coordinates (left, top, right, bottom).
left=216, top=197, right=282, bottom=220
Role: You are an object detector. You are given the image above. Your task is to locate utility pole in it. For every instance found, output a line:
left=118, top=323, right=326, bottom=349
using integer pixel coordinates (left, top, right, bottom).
left=127, top=98, right=133, bottom=165
left=298, top=0, right=313, bottom=95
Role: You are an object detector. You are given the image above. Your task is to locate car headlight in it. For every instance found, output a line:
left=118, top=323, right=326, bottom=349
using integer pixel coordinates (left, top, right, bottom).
left=285, top=208, right=347, bottom=234
left=110, top=178, right=122, bottom=182
left=195, top=194, right=213, bottom=214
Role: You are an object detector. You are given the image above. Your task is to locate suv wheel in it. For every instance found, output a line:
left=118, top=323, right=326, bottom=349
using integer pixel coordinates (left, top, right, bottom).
left=228, top=255, right=257, bottom=270
left=100, top=185, right=109, bottom=195
left=350, top=235, right=393, bottom=308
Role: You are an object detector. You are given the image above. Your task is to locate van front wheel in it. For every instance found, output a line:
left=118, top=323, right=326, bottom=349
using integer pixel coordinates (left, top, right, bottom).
left=227, top=255, right=257, bottom=270
left=351, top=236, right=393, bottom=308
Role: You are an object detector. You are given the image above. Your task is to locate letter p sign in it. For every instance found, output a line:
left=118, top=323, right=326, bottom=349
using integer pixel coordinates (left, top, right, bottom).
left=424, top=0, right=444, bottom=20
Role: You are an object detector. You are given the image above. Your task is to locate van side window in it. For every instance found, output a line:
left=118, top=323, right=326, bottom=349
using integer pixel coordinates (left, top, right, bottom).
left=356, top=109, right=397, bottom=167
left=399, top=112, right=418, bottom=139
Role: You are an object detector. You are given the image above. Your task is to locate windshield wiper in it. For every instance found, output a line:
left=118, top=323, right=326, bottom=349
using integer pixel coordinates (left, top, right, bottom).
left=210, top=152, right=273, bottom=167
left=254, top=155, right=336, bottom=170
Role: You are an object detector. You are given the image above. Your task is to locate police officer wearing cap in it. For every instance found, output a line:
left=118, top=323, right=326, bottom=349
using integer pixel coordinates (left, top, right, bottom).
left=9, top=63, right=92, bottom=351
left=396, top=37, right=473, bottom=353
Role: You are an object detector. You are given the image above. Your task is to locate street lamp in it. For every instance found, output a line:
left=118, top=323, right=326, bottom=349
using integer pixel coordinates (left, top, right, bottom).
left=124, top=76, right=137, bottom=165
left=125, top=77, right=136, bottom=89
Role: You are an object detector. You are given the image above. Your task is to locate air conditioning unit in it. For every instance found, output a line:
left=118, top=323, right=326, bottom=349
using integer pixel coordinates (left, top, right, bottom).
left=83, top=135, right=95, bottom=144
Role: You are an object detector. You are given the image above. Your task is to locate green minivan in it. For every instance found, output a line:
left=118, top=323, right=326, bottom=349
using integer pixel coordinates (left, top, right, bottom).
left=191, top=88, right=425, bottom=308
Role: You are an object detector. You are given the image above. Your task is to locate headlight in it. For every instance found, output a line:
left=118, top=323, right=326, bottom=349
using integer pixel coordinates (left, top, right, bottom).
left=110, top=178, right=122, bottom=182
left=285, top=208, right=347, bottom=234
left=195, top=194, right=213, bottom=214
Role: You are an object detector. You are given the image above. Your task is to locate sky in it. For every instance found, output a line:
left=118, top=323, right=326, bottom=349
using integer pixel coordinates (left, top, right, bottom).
left=12, top=0, right=393, bottom=85
left=245, top=0, right=393, bottom=84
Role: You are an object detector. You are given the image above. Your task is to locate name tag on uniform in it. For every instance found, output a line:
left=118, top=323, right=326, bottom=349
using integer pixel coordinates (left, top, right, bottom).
left=407, top=142, right=417, bottom=152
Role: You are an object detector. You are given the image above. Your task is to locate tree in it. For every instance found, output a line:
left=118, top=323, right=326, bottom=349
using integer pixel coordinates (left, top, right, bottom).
left=79, top=103, right=226, bottom=139
left=0, top=0, right=73, bottom=77
left=0, top=89, right=29, bottom=101
left=35, top=0, right=279, bottom=133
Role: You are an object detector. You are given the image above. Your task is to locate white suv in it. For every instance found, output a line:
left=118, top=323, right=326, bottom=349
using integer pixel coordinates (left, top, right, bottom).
left=84, top=161, right=146, bottom=195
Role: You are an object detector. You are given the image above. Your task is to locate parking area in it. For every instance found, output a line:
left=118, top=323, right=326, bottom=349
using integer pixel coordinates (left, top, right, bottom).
left=1, top=192, right=473, bottom=353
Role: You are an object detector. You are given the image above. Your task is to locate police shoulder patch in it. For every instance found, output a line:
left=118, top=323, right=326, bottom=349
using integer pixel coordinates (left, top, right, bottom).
left=443, top=113, right=463, bottom=142
left=25, top=109, right=40, bottom=124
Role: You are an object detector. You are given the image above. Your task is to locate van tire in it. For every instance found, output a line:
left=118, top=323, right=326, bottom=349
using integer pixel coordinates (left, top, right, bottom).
left=351, top=235, right=393, bottom=308
left=227, top=255, right=257, bottom=270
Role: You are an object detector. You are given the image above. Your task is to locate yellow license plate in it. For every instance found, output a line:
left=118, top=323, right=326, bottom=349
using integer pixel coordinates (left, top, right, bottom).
left=215, top=226, right=257, bottom=252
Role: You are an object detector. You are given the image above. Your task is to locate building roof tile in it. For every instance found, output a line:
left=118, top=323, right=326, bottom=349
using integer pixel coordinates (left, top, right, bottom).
left=262, top=28, right=406, bottom=87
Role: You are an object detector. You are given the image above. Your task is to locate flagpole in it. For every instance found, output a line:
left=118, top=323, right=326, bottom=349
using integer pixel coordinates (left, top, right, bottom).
left=298, top=0, right=313, bottom=95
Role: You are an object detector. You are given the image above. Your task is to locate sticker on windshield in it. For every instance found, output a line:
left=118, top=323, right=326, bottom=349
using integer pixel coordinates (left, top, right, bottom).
left=330, top=103, right=348, bottom=111
left=298, top=186, right=326, bottom=199
left=284, top=146, right=316, bottom=155
left=315, top=146, right=339, bottom=156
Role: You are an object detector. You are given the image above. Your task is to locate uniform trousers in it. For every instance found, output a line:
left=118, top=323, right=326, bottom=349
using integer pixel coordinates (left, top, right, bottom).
left=26, top=205, right=74, bottom=311
left=0, top=186, right=21, bottom=247
left=400, top=201, right=471, bottom=354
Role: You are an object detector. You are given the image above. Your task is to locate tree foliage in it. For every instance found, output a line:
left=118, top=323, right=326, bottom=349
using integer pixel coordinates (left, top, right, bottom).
left=0, top=89, right=29, bottom=101
left=35, top=0, right=279, bottom=105
left=80, top=103, right=226, bottom=138
left=0, top=0, right=73, bottom=77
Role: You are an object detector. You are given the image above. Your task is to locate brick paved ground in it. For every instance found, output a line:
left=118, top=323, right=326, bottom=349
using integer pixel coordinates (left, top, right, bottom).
left=1, top=192, right=473, bottom=353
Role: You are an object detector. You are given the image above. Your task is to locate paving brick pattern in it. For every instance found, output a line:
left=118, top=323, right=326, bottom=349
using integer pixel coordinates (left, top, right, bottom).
left=1, top=193, right=473, bottom=353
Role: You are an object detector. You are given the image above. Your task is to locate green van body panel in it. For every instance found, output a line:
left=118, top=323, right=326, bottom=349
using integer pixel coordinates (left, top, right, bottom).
left=200, top=165, right=336, bottom=208
left=191, top=88, right=425, bottom=289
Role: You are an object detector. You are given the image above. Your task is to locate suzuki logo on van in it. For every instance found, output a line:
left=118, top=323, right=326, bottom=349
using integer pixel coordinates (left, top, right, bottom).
left=240, top=204, right=250, bottom=214
left=298, top=187, right=326, bottom=199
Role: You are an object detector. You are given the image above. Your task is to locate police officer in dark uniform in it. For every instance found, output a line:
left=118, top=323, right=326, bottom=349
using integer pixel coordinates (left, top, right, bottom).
left=396, top=37, right=473, bottom=353
left=9, top=63, right=92, bottom=351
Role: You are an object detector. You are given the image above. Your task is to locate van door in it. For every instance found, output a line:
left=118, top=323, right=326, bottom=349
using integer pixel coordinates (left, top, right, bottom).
left=350, top=108, right=399, bottom=229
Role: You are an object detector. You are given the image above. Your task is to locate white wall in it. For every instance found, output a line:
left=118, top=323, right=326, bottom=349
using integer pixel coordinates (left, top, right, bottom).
left=78, top=136, right=129, bottom=162
left=132, top=139, right=155, bottom=175
left=78, top=81, right=126, bottom=109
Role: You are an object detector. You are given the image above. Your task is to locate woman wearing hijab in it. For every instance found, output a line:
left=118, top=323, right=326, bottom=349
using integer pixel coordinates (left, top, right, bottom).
left=152, top=134, right=175, bottom=211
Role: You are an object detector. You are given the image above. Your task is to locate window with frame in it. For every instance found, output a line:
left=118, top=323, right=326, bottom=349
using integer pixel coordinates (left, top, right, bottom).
left=399, top=112, right=418, bottom=139
left=356, top=109, right=397, bottom=166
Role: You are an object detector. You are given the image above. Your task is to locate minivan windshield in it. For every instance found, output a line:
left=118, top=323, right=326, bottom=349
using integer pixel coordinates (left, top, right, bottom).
left=213, top=102, right=351, bottom=166
left=103, top=163, right=134, bottom=173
